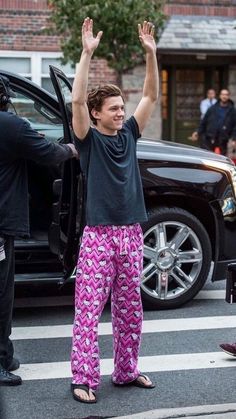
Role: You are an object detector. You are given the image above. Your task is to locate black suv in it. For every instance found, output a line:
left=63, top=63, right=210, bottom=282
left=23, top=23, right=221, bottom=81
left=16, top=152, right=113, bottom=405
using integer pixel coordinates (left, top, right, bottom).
left=2, top=67, right=236, bottom=309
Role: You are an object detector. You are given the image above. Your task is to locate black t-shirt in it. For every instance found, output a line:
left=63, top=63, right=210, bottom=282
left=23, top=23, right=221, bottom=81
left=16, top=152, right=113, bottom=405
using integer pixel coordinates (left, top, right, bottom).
left=75, top=116, right=147, bottom=226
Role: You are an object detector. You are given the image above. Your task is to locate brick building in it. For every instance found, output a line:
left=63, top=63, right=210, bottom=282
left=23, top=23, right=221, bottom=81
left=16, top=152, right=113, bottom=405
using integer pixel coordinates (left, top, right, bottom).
left=0, top=0, right=117, bottom=91
left=0, top=0, right=236, bottom=142
left=158, top=0, right=236, bottom=142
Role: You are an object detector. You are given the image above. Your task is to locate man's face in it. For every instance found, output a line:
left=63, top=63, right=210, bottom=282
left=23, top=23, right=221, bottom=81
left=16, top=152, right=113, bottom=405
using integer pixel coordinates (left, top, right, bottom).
left=207, top=89, right=216, bottom=100
left=219, top=89, right=230, bottom=104
left=92, top=96, right=125, bottom=134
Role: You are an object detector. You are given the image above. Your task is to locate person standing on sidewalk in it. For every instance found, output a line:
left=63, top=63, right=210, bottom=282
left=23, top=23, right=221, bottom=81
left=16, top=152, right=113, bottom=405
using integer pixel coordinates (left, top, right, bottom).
left=70, top=17, right=159, bottom=403
left=0, top=75, right=78, bottom=386
left=191, top=89, right=236, bottom=155
left=200, top=88, right=217, bottom=119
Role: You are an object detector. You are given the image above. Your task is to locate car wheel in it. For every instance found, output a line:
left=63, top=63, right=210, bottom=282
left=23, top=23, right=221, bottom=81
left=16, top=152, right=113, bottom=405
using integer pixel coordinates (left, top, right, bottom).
left=141, top=207, right=212, bottom=309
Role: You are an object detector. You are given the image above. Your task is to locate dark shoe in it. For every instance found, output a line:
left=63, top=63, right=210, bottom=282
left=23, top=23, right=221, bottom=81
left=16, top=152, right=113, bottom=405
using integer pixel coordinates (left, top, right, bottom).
left=219, top=342, right=236, bottom=357
left=71, top=384, right=97, bottom=404
left=113, top=373, right=155, bottom=389
left=0, top=367, right=22, bottom=386
left=6, top=358, right=20, bottom=372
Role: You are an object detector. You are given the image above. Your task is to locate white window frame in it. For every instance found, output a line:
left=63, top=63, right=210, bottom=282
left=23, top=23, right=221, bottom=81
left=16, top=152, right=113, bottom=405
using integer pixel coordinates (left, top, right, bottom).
left=0, top=50, right=75, bottom=87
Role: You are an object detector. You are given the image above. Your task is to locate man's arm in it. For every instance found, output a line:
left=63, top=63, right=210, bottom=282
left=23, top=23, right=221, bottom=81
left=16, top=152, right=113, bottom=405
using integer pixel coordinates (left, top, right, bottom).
left=134, top=21, right=159, bottom=134
left=191, top=108, right=209, bottom=141
left=16, top=118, right=78, bottom=164
left=198, top=108, right=210, bottom=136
left=231, top=108, right=236, bottom=140
left=72, top=17, right=102, bottom=140
left=200, top=99, right=208, bottom=118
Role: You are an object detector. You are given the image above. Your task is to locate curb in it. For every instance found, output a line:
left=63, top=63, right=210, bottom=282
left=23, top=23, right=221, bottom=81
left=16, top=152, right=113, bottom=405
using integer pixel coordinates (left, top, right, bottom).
left=113, top=403, right=236, bottom=419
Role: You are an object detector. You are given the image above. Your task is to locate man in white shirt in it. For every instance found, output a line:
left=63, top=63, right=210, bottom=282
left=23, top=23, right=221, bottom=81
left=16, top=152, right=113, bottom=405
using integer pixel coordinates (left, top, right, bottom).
left=200, top=88, right=217, bottom=119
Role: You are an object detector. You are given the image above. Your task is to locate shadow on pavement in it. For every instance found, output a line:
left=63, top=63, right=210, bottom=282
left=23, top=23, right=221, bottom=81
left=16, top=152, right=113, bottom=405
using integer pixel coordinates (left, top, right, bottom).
left=0, top=389, right=7, bottom=419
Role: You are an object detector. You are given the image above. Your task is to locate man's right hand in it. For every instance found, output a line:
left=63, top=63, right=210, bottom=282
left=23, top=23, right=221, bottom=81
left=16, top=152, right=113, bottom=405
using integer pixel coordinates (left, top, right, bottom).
left=72, top=17, right=101, bottom=141
left=82, top=17, right=103, bottom=55
left=191, top=131, right=198, bottom=142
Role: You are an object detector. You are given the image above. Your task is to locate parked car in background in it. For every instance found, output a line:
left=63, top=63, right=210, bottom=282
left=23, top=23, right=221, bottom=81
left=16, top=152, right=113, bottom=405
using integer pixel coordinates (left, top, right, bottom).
left=2, top=68, right=236, bottom=309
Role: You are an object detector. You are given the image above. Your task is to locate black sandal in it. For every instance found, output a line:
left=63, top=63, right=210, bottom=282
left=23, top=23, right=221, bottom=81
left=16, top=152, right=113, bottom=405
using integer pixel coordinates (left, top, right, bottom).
left=71, top=383, right=97, bottom=403
left=113, top=373, right=155, bottom=389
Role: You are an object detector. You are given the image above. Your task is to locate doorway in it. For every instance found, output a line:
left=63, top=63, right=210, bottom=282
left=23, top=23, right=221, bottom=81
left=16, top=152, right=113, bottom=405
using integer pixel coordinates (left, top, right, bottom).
left=162, top=66, right=226, bottom=144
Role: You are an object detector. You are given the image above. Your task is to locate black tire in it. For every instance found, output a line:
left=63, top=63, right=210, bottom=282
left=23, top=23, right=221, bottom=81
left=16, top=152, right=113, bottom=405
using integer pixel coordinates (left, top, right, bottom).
left=141, top=206, right=212, bottom=309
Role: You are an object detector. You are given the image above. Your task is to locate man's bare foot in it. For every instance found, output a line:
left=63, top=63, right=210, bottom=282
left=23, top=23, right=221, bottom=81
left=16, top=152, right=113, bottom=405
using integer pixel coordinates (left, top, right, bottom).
left=74, top=388, right=96, bottom=402
left=113, top=373, right=155, bottom=388
left=136, top=374, right=154, bottom=387
left=71, top=384, right=97, bottom=403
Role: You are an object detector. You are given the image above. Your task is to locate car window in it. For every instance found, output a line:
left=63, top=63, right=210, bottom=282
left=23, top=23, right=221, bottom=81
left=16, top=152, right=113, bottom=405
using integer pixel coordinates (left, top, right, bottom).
left=51, top=76, right=72, bottom=117
left=9, top=90, right=63, bottom=143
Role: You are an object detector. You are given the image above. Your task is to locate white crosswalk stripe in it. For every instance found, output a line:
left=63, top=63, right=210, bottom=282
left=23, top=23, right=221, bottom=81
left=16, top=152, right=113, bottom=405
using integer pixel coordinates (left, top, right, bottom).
left=18, top=352, right=236, bottom=381
left=195, top=290, right=225, bottom=299
left=11, top=315, right=236, bottom=340
left=12, top=287, right=236, bottom=394
left=10, top=281, right=236, bottom=419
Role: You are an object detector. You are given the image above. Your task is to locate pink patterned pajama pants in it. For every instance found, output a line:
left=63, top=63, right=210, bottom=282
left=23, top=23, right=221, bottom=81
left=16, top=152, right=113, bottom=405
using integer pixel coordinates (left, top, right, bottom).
left=71, top=223, right=144, bottom=390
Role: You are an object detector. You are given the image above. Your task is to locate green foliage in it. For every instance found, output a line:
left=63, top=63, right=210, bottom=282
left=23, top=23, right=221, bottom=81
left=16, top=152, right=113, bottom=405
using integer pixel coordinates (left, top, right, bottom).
left=48, top=0, right=166, bottom=74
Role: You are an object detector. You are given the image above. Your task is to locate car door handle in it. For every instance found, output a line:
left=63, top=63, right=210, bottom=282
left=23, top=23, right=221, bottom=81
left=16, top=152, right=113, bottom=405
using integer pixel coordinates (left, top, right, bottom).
left=53, top=179, right=62, bottom=197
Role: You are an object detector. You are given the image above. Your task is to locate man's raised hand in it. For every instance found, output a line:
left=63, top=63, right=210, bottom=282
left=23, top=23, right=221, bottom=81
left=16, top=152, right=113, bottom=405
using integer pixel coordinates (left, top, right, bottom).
left=82, top=17, right=103, bottom=55
left=138, top=21, right=156, bottom=53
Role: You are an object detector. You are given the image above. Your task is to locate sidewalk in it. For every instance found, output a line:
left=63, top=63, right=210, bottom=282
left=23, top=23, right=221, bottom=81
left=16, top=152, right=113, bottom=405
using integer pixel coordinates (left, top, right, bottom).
left=114, top=403, right=236, bottom=419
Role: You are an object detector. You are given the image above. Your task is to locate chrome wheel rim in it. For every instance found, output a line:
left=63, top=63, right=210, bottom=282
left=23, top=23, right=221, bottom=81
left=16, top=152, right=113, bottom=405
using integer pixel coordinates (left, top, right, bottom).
left=142, top=221, right=203, bottom=301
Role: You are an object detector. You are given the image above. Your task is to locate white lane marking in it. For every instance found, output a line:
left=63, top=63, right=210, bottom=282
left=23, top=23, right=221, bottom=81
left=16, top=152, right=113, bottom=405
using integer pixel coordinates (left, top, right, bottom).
left=18, top=352, right=236, bottom=381
left=195, top=290, right=225, bottom=299
left=115, top=403, right=236, bottom=419
left=11, top=315, right=236, bottom=340
left=13, top=289, right=225, bottom=308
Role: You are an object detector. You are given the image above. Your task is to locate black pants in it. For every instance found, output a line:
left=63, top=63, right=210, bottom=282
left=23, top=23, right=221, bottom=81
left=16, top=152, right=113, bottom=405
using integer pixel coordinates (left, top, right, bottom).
left=200, top=136, right=227, bottom=155
left=0, top=235, right=15, bottom=369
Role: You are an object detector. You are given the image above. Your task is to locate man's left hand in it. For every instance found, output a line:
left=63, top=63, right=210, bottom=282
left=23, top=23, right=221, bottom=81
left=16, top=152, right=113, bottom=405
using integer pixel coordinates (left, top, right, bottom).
left=138, top=21, right=156, bottom=53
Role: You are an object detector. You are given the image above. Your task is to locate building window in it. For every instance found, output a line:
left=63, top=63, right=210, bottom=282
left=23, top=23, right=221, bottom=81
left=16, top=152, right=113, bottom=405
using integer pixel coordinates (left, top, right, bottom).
left=0, top=57, right=31, bottom=78
left=41, top=57, right=75, bottom=94
left=176, top=69, right=204, bottom=120
left=0, top=51, right=75, bottom=93
left=161, top=70, right=168, bottom=120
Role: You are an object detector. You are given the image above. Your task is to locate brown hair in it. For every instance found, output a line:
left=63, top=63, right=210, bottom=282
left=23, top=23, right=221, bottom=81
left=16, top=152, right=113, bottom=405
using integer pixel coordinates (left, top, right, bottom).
left=87, top=84, right=124, bottom=125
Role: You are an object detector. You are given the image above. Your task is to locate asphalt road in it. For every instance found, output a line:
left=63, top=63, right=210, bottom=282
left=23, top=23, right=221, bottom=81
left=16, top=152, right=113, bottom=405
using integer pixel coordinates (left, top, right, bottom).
left=1, top=278, right=236, bottom=419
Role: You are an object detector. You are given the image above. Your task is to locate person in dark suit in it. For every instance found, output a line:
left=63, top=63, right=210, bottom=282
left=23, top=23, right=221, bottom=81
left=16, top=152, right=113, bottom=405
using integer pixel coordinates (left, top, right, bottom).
left=191, top=89, right=236, bottom=155
left=0, top=75, right=78, bottom=386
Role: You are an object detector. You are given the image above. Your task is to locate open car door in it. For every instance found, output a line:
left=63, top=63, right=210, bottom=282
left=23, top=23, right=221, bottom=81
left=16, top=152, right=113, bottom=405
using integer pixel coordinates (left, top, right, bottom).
left=49, top=65, right=84, bottom=281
